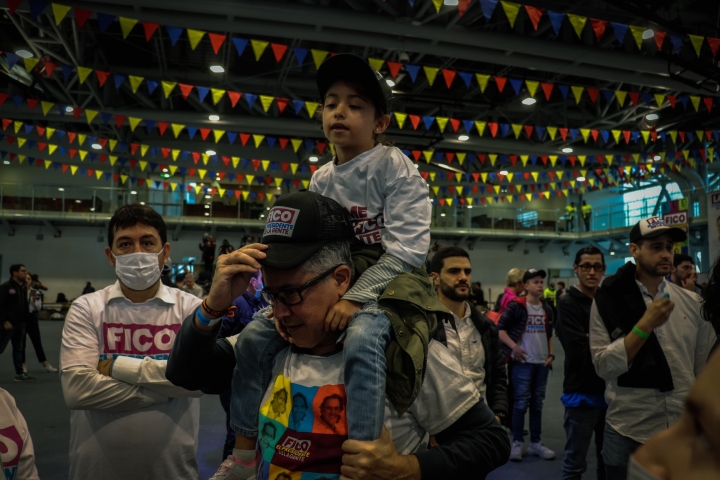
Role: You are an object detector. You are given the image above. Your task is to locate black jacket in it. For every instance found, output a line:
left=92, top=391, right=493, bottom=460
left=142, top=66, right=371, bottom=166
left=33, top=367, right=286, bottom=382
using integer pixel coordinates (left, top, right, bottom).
left=556, top=287, right=606, bottom=395
left=167, top=314, right=510, bottom=478
left=0, top=279, right=28, bottom=325
left=434, top=303, right=508, bottom=421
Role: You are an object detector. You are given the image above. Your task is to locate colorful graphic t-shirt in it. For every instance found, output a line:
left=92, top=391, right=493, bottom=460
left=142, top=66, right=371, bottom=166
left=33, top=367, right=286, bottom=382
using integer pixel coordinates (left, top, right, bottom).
left=255, top=340, right=480, bottom=480
left=518, top=303, right=549, bottom=364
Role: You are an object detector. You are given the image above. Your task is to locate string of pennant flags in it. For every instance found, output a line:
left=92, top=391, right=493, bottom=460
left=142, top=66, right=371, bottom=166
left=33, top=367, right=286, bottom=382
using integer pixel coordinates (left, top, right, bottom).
left=4, top=88, right=720, bottom=151
left=6, top=0, right=720, bottom=83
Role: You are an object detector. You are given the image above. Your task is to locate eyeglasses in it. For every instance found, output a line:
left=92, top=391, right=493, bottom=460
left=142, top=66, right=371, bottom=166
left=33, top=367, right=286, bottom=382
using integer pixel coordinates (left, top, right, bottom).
left=577, top=263, right=606, bottom=273
left=261, top=265, right=343, bottom=306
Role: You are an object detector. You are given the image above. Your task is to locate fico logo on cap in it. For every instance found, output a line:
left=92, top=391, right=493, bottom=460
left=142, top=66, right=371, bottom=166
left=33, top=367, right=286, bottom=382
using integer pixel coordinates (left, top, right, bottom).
left=643, top=216, right=668, bottom=231
left=264, top=207, right=300, bottom=237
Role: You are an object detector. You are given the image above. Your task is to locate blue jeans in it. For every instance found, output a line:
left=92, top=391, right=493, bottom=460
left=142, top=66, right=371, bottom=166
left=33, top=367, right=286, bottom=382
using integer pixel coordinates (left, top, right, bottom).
left=562, top=407, right=607, bottom=480
left=602, top=423, right=642, bottom=480
left=511, top=362, right=550, bottom=443
left=230, top=304, right=391, bottom=441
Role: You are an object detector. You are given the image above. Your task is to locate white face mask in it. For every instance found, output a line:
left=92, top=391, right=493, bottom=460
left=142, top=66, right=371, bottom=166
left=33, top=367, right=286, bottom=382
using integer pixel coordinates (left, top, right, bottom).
left=112, top=248, right=164, bottom=291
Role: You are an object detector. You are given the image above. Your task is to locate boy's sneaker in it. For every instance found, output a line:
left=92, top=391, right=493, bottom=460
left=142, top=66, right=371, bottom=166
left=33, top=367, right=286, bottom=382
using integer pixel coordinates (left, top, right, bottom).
left=209, top=455, right=256, bottom=480
left=43, top=364, right=58, bottom=373
left=14, top=373, right=35, bottom=382
left=509, top=441, right=523, bottom=461
left=528, top=442, right=555, bottom=460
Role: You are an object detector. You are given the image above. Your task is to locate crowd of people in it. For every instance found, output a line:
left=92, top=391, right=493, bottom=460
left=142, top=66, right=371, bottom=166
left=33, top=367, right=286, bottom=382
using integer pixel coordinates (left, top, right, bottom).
left=0, top=52, right=718, bottom=480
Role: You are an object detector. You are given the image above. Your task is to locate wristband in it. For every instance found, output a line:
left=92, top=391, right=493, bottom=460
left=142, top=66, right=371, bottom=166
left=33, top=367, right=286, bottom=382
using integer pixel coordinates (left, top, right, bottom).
left=632, top=325, right=650, bottom=340
left=202, top=298, right=228, bottom=317
left=196, top=306, right=221, bottom=327
left=548, top=354, right=555, bottom=360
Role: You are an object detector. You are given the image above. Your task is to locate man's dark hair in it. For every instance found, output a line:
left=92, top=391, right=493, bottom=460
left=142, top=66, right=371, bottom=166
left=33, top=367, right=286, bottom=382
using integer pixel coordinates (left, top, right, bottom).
left=31, top=274, right=38, bottom=282
left=558, top=281, right=565, bottom=287
left=108, top=204, right=167, bottom=247
left=9, top=264, right=24, bottom=276
left=430, top=246, right=470, bottom=273
left=320, top=393, right=345, bottom=412
left=673, top=253, right=694, bottom=268
left=573, top=246, right=605, bottom=266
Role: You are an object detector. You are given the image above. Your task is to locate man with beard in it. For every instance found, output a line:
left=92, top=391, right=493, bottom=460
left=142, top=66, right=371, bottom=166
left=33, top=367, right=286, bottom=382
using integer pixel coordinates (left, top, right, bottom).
left=590, top=216, right=716, bottom=480
left=429, top=247, right=508, bottom=425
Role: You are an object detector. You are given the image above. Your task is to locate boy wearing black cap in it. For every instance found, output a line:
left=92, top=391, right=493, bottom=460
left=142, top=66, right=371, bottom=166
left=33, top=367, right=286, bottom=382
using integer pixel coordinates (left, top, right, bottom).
left=498, top=268, right=556, bottom=462
left=590, top=216, right=716, bottom=480
left=209, top=55, right=432, bottom=479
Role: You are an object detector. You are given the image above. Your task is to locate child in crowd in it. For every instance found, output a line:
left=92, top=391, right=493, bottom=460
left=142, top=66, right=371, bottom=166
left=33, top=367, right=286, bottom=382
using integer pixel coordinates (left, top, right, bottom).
left=211, top=54, right=432, bottom=479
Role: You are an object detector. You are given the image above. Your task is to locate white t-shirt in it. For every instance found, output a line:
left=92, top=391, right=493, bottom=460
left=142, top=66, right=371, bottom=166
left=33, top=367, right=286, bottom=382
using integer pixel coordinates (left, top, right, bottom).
left=309, top=144, right=432, bottom=268
left=444, top=302, right=487, bottom=401
left=518, top=303, right=549, bottom=364
left=0, top=389, right=39, bottom=480
left=254, top=340, right=479, bottom=479
left=60, top=282, right=202, bottom=480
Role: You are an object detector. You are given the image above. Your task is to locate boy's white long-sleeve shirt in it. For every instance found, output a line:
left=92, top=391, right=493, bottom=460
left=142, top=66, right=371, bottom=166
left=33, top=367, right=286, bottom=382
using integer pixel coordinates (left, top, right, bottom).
left=310, top=144, right=432, bottom=302
left=0, top=388, right=39, bottom=480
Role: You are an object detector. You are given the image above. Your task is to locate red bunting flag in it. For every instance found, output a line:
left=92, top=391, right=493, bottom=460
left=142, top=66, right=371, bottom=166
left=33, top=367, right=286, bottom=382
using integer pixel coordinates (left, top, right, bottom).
left=240, top=133, right=251, bottom=146
left=449, top=118, right=460, bottom=132
left=524, top=5, right=543, bottom=31
left=623, top=130, right=631, bottom=143
left=278, top=138, right=289, bottom=149
left=704, top=97, right=713, bottom=112
left=707, top=37, right=720, bottom=57
left=158, top=122, right=169, bottom=135
left=442, top=69, right=456, bottom=88
left=541, top=82, right=554, bottom=100
left=179, top=84, right=193, bottom=100
left=628, top=92, right=640, bottom=108
left=458, top=0, right=472, bottom=16
left=281, top=162, right=289, bottom=173
left=72, top=108, right=83, bottom=120
left=191, top=153, right=200, bottom=164
left=199, top=128, right=211, bottom=141
left=251, top=160, right=261, bottom=171
left=36, top=126, right=45, bottom=136
left=115, top=115, right=127, bottom=127
left=62, top=164, right=69, bottom=173
left=69, top=149, right=78, bottom=159
left=586, top=87, right=599, bottom=104
left=37, top=142, right=46, bottom=151
left=42, top=60, right=57, bottom=77
left=524, top=125, right=534, bottom=138
left=559, top=127, right=568, bottom=141
left=412, top=150, right=422, bottom=161
left=590, top=19, right=607, bottom=42
left=275, top=97, right=288, bottom=113
left=488, top=122, right=499, bottom=137
left=161, top=148, right=170, bottom=159
left=386, top=61, right=402, bottom=79
left=227, top=91, right=242, bottom=108
left=95, top=70, right=110, bottom=87
left=271, top=43, right=288, bottom=62
left=654, top=31, right=667, bottom=51
left=666, top=95, right=676, bottom=108
left=74, top=8, right=93, bottom=28
left=26, top=99, right=38, bottom=112
left=317, top=142, right=327, bottom=154
left=67, top=132, right=77, bottom=144
left=208, top=33, right=227, bottom=55
left=0, top=93, right=8, bottom=108
left=7, top=0, right=22, bottom=15
left=408, top=115, right=421, bottom=130
left=591, top=129, right=599, bottom=141
left=494, top=76, right=507, bottom=93
left=142, top=21, right=160, bottom=42
left=130, top=143, right=139, bottom=155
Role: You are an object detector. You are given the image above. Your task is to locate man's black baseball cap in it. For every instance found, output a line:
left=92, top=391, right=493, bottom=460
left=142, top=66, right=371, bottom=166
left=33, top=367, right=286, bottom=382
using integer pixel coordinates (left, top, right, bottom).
left=260, top=191, right=355, bottom=269
left=629, top=216, right=687, bottom=244
left=316, top=53, right=393, bottom=114
left=523, top=269, right=547, bottom=283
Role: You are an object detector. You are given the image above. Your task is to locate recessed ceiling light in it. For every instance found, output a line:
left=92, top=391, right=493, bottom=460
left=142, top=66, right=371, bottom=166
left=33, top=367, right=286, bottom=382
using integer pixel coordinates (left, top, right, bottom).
left=205, top=194, right=211, bottom=199
left=653, top=155, right=661, bottom=161
left=444, top=0, right=459, bottom=5
left=65, top=106, right=74, bottom=113
left=162, top=168, right=168, bottom=172
left=562, top=147, right=573, bottom=153
left=522, top=97, right=537, bottom=105
left=91, top=143, right=102, bottom=150
left=642, top=28, right=654, bottom=39
left=189, top=182, right=197, bottom=187
left=15, top=49, right=33, bottom=58
left=576, top=176, right=586, bottom=182
left=645, top=113, right=659, bottom=121
left=385, top=78, right=395, bottom=87
left=2, top=160, right=9, bottom=165
left=204, top=204, right=210, bottom=209
left=139, top=202, right=145, bottom=205
left=205, top=212, right=210, bottom=216
left=309, top=156, right=319, bottom=162
left=458, top=134, right=470, bottom=141
left=130, top=190, right=137, bottom=195
left=90, top=207, right=95, bottom=211
left=205, top=150, right=216, bottom=156
left=75, top=199, right=81, bottom=203
left=209, top=65, right=225, bottom=73
left=440, top=213, right=446, bottom=217
left=467, top=205, right=473, bottom=209
left=610, top=251, right=616, bottom=255
left=208, top=114, right=220, bottom=121
left=500, top=170, right=509, bottom=175
left=260, top=214, right=265, bottom=219
left=58, top=187, right=64, bottom=191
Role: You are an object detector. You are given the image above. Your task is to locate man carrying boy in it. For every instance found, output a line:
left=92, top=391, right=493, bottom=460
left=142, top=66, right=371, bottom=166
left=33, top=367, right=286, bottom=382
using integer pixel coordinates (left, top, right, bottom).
left=498, top=268, right=556, bottom=462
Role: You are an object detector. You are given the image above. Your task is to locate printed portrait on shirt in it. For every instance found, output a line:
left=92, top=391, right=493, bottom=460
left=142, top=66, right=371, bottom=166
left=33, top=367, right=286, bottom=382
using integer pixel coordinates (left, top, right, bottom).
left=261, top=375, right=292, bottom=426
left=288, top=384, right=317, bottom=432
left=312, top=386, right=347, bottom=436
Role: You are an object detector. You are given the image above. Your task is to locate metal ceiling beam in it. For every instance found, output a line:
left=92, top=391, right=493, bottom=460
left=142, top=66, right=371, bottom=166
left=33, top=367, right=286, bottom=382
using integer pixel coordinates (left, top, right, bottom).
left=42, top=219, right=62, bottom=237
left=47, top=0, right=715, bottom=94
left=1, top=218, right=15, bottom=236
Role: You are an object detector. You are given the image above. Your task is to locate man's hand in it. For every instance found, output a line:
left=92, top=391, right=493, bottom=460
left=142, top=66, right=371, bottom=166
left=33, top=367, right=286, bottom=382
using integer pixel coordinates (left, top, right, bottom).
left=511, top=345, right=527, bottom=361
left=204, top=244, right=267, bottom=313
left=3, top=322, right=12, bottom=331
left=97, top=359, right=113, bottom=377
left=340, top=426, right=421, bottom=480
left=544, top=355, right=554, bottom=367
left=681, top=275, right=697, bottom=292
left=639, top=296, right=674, bottom=332
left=325, top=299, right=361, bottom=332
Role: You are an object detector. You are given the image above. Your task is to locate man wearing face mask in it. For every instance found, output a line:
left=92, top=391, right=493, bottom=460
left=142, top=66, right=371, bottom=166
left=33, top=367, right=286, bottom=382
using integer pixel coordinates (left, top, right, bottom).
left=59, top=204, right=204, bottom=480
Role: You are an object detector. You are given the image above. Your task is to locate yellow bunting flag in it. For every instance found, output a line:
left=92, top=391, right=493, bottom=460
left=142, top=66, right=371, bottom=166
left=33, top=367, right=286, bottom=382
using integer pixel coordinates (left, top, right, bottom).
left=474, top=121, right=487, bottom=136
left=194, top=186, right=203, bottom=195
left=512, top=124, right=522, bottom=138
left=578, top=156, right=586, bottom=166
left=311, top=49, right=329, bottom=69
left=423, top=151, right=433, bottom=163
left=305, top=101, right=319, bottom=118
left=668, top=131, right=677, bottom=143
left=457, top=152, right=466, bottom=165
left=632, top=153, right=640, bottom=164
left=41, top=101, right=54, bottom=116
left=546, top=126, right=557, bottom=140
left=85, top=109, right=98, bottom=123
left=641, top=131, right=650, bottom=143
left=629, top=26, right=645, bottom=49
left=532, top=172, right=539, bottom=182
left=213, top=130, right=225, bottom=143
left=611, top=130, right=621, bottom=143
left=128, top=117, right=142, bottom=131
left=13, top=121, right=22, bottom=133
left=501, top=1, right=521, bottom=27
left=290, top=163, right=298, bottom=174
left=79, top=150, right=88, bottom=161
left=232, top=157, right=240, bottom=168
left=571, top=85, right=584, bottom=104
left=46, top=127, right=55, bottom=139
left=48, top=145, right=57, bottom=155
left=198, top=169, right=207, bottom=179
left=51, top=3, right=71, bottom=24
left=77, top=134, right=86, bottom=146
left=24, top=58, right=39, bottom=73
left=291, top=139, right=303, bottom=152
left=139, top=161, right=148, bottom=171
left=16, top=138, right=25, bottom=147
left=525, top=80, right=539, bottom=97
left=476, top=74, right=490, bottom=93
left=688, top=34, right=705, bottom=57
left=201, top=154, right=209, bottom=165
left=253, top=135, right=265, bottom=148
left=140, top=144, right=148, bottom=156
left=423, top=66, right=439, bottom=86
left=431, top=0, right=443, bottom=12
left=690, top=96, right=701, bottom=111
left=302, top=180, right=310, bottom=189
left=557, top=171, right=564, bottom=180
left=507, top=173, right=514, bottom=183
left=187, top=29, right=206, bottom=50
left=77, top=66, right=92, bottom=84
left=435, top=117, right=449, bottom=132
left=447, top=199, right=454, bottom=206
left=567, top=14, right=587, bottom=38
left=261, top=160, right=270, bottom=171
left=44, top=160, right=51, bottom=169
left=260, top=95, right=274, bottom=112
left=615, top=90, right=627, bottom=106
left=654, top=94, right=665, bottom=107
left=241, top=191, right=250, bottom=200
left=455, top=174, right=463, bottom=183
left=171, top=149, right=180, bottom=161
left=394, top=112, right=407, bottom=129
left=489, top=154, right=498, bottom=166
left=368, top=58, right=385, bottom=71
left=109, top=156, right=118, bottom=166
left=580, top=128, right=590, bottom=142
left=481, top=173, right=488, bottom=183
left=162, top=81, right=177, bottom=98
left=95, top=171, right=103, bottom=179
left=119, top=17, right=138, bottom=39
left=129, top=75, right=144, bottom=93
left=171, top=124, right=185, bottom=138
left=521, top=155, right=528, bottom=166
left=71, top=165, right=78, bottom=175
left=109, top=139, right=118, bottom=152
left=549, top=155, right=557, bottom=166
left=251, top=39, right=269, bottom=60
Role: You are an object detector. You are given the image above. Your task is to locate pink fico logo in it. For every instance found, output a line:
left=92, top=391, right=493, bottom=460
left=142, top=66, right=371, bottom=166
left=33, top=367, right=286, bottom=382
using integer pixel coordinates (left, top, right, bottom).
left=102, top=323, right=180, bottom=356
left=0, top=425, right=24, bottom=478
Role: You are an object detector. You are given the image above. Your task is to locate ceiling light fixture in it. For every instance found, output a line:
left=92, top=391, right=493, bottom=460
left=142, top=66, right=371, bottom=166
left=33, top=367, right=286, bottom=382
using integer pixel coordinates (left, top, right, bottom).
left=205, top=194, right=211, bottom=199
left=204, top=204, right=210, bottom=209
left=642, top=28, right=654, bottom=39
left=205, top=150, right=216, bottom=156
left=189, top=182, right=197, bottom=187
left=65, top=106, right=74, bottom=113
left=3, top=160, right=9, bottom=165
left=610, top=251, right=616, bottom=256
left=467, top=205, right=473, bottom=209
left=309, top=156, right=319, bottom=162
left=386, top=79, right=395, bottom=87
left=91, top=143, right=102, bottom=150
left=440, top=213, right=446, bottom=217
left=653, top=155, right=661, bottom=161
left=645, top=113, right=659, bottom=121
left=562, top=147, right=573, bottom=153
left=162, top=168, right=168, bottom=172
left=130, top=190, right=137, bottom=195
left=500, top=170, right=509, bottom=175
left=522, top=97, right=537, bottom=105
left=457, top=134, right=470, bottom=141
left=209, top=65, right=225, bottom=73
left=208, top=114, right=220, bottom=121
left=15, top=49, right=33, bottom=58
left=444, top=0, right=459, bottom=5
left=139, top=202, right=145, bottom=205
left=58, top=187, right=64, bottom=191
left=205, top=212, right=210, bottom=216
left=75, top=199, right=81, bottom=203
left=576, top=176, right=586, bottom=182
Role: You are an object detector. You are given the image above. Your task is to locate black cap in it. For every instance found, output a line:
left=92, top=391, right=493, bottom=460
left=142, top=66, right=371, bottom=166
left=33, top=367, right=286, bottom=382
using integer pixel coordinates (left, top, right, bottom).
left=316, top=53, right=393, bottom=114
left=523, top=269, right=547, bottom=283
left=629, top=216, right=687, bottom=244
left=260, top=191, right=355, bottom=270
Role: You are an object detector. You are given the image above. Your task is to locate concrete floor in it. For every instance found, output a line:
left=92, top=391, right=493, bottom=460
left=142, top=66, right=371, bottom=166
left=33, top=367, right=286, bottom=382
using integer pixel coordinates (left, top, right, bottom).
left=4, top=321, right=600, bottom=480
